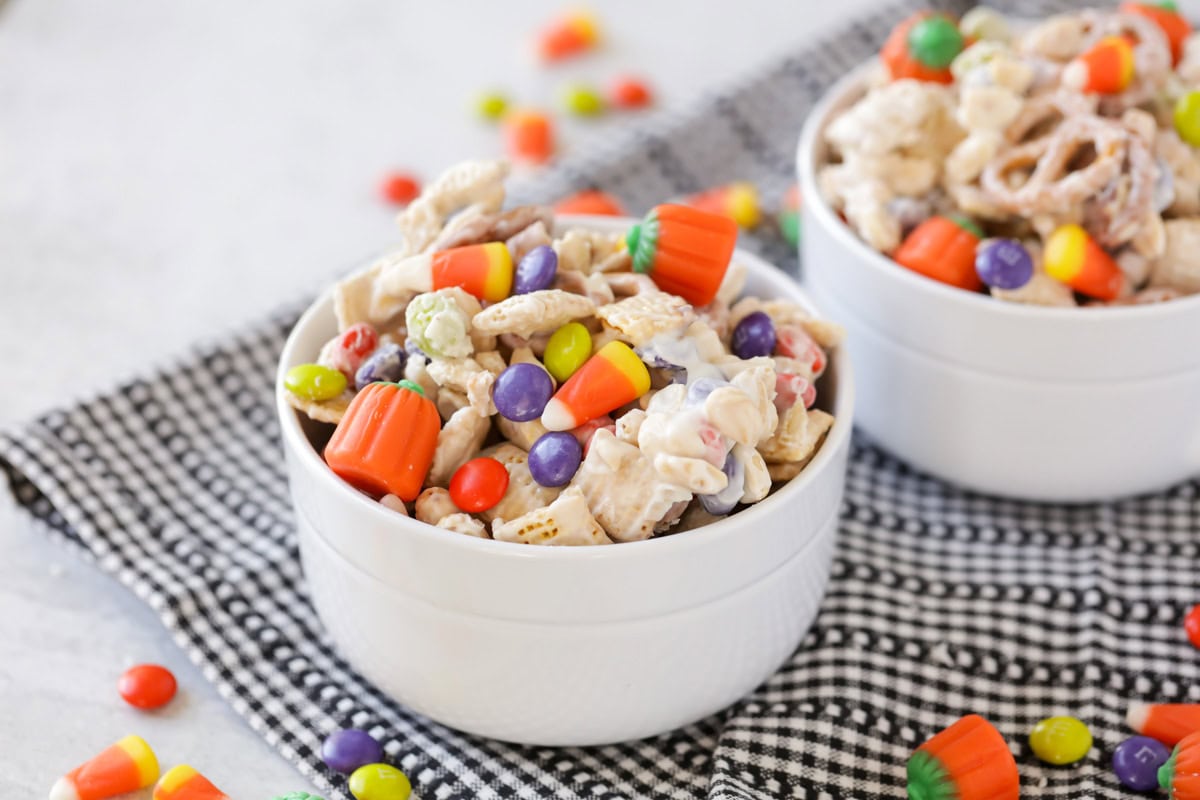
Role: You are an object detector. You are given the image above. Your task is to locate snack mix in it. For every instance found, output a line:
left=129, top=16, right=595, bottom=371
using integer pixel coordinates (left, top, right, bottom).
left=819, top=3, right=1200, bottom=306
left=285, top=160, right=842, bottom=545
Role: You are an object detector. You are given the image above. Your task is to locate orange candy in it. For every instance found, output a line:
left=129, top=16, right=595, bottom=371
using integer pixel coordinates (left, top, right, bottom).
left=536, top=11, right=599, bottom=62
left=1063, top=36, right=1135, bottom=94
left=893, top=215, right=983, bottom=291
left=1161, top=731, right=1200, bottom=800
left=50, top=736, right=160, bottom=800
left=1127, top=702, right=1200, bottom=746
left=380, top=171, right=421, bottom=206
left=431, top=241, right=513, bottom=303
left=1121, top=2, right=1192, bottom=65
left=553, top=189, right=627, bottom=217
left=625, top=204, right=738, bottom=306
left=505, top=110, right=555, bottom=164
left=1043, top=223, right=1126, bottom=301
left=152, top=765, right=229, bottom=800
left=908, top=715, right=1018, bottom=800
left=324, top=381, right=441, bottom=501
left=880, top=13, right=956, bottom=84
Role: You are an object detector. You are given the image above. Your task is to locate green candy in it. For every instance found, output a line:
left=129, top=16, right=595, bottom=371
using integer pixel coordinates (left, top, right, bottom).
left=1159, top=745, right=1180, bottom=791
left=906, top=750, right=956, bottom=800
left=348, top=763, right=412, bottom=800
left=395, top=379, right=425, bottom=396
left=1174, top=91, right=1200, bottom=147
left=907, top=16, right=965, bottom=69
left=544, top=322, right=592, bottom=384
left=625, top=210, right=661, bottom=275
left=284, top=364, right=347, bottom=402
left=1157, top=0, right=1179, bottom=12
left=270, top=793, right=326, bottom=800
left=779, top=209, right=801, bottom=248
left=561, top=83, right=605, bottom=117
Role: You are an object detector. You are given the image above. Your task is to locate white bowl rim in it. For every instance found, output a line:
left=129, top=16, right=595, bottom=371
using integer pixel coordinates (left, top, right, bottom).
left=796, top=59, right=1200, bottom=324
left=276, top=213, right=855, bottom=563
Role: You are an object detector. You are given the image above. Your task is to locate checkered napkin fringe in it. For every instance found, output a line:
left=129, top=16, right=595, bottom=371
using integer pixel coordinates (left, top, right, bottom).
left=4, top=1, right=1199, bottom=798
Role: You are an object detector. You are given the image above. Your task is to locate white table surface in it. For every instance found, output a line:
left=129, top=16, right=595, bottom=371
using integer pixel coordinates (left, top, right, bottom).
left=0, top=0, right=880, bottom=796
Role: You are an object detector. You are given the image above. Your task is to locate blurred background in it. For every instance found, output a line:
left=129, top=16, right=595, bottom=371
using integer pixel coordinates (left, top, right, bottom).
left=0, top=1, right=884, bottom=796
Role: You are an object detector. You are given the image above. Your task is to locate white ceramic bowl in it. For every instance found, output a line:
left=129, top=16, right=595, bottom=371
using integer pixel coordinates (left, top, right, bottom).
left=797, top=66, right=1200, bottom=503
left=276, top=216, right=854, bottom=746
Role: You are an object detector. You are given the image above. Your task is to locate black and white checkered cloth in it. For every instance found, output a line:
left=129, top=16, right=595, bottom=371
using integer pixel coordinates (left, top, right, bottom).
left=4, top=2, right=1199, bottom=798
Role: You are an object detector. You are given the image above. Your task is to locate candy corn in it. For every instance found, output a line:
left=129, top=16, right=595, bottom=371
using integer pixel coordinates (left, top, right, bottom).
left=324, top=381, right=441, bottom=500
left=682, top=182, right=761, bottom=229
left=432, top=241, right=513, bottom=302
left=1128, top=702, right=1200, bottom=746
left=907, top=715, right=1018, bottom=800
left=1121, top=2, right=1191, bottom=65
left=1162, top=731, right=1200, bottom=799
left=535, top=10, right=599, bottom=62
left=504, top=109, right=555, bottom=164
left=893, top=215, right=983, bottom=291
left=625, top=204, right=738, bottom=307
left=1062, top=36, right=1135, bottom=94
left=153, top=765, right=230, bottom=800
left=541, top=341, right=650, bottom=431
left=553, top=189, right=627, bottom=217
left=1044, top=223, right=1127, bottom=300
left=778, top=184, right=802, bottom=248
left=50, top=735, right=160, bottom=800
left=881, top=12, right=958, bottom=84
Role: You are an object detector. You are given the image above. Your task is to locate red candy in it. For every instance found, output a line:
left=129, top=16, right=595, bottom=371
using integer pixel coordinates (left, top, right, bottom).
left=328, top=323, right=379, bottom=377
left=449, top=457, right=510, bottom=513
left=609, top=76, right=653, bottom=109
left=776, top=325, right=826, bottom=377
left=570, top=415, right=615, bottom=456
left=553, top=189, right=627, bottom=217
left=1186, top=604, right=1200, bottom=650
left=118, top=663, right=177, bottom=709
left=775, top=373, right=816, bottom=411
left=380, top=172, right=421, bottom=205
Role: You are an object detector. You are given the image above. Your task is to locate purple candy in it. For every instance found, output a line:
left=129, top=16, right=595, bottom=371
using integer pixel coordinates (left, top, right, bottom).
left=1112, top=735, right=1170, bottom=791
left=493, top=362, right=554, bottom=422
left=699, top=452, right=744, bottom=515
left=731, top=311, right=776, bottom=359
left=528, top=431, right=583, bottom=487
left=975, top=238, right=1033, bottom=290
left=686, top=377, right=726, bottom=407
left=513, top=245, right=558, bottom=294
left=354, top=343, right=406, bottom=391
left=321, top=728, right=383, bottom=775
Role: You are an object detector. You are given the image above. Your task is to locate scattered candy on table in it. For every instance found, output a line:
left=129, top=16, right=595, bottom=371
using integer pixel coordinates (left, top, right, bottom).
left=1028, top=715, right=1092, bottom=765
left=494, top=362, right=555, bottom=422
left=118, top=664, right=178, bottom=710
left=379, top=172, right=422, bottom=206
left=535, top=10, right=599, bottom=63
left=449, top=457, right=511, bottom=512
left=543, top=321, right=592, bottom=383
left=552, top=189, right=627, bottom=217
left=778, top=184, right=801, bottom=248
left=152, top=765, right=229, bottom=800
left=1062, top=36, right=1135, bottom=94
left=682, top=182, right=761, bottom=229
left=1160, top=730, right=1200, bottom=800
left=906, top=714, right=1018, bottom=800
left=1044, top=223, right=1127, bottom=301
left=560, top=82, right=605, bottom=117
left=285, top=364, right=348, bottom=402
left=893, top=215, right=983, bottom=291
left=881, top=12, right=957, bottom=83
left=50, top=735, right=159, bottom=800
left=975, top=239, right=1033, bottom=291
left=323, top=381, right=441, bottom=501
left=541, top=340, right=651, bottom=431
left=504, top=110, right=555, bottom=164
left=513, top=244, right=558, bottom=295
left=528, top=431, right=583, bottom=487
left=1128, top=703, right=1200, bottom=746
left=625, top=203, right=738, bottom=306
left=473, top=90, right=509, bottom=121
left=1113, top=735, right=1172, bottom=792
left=730, top=311, right=776, bottom=359
left=321, top=729, right=383, bottom=775
left=1185, top=603, right=1200, bottom=649
left=608, top=75, right=653, bottom=109
left=348, top=763, right=412, bottom=800
left=432, top=242, right=514, bottom=302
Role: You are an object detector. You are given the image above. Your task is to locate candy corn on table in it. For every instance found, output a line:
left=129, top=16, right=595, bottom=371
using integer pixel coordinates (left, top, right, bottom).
left=0, top=0, right=880, bottom=797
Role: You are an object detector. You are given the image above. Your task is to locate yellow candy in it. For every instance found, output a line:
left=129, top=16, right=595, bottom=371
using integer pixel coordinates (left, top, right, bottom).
left=1028, top=716, right=1092, bottom=765
left=475, top=91, right=509, bottom=122
left=561, top=83, right=605, bottom=117
left=348, top=763, right=411, bottom=800
left=284, top=364, right=347, bottom=401
left=1174, top=91, right=1200, bottom=147
left=544, top=322, right=592, bottom=383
